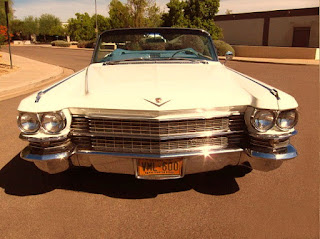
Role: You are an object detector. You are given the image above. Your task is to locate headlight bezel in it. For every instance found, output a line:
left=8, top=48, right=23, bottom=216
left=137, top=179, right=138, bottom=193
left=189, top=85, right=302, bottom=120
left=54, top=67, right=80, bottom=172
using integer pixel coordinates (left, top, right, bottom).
left=17, top=112, right=40, bottom=134
left=41, top=112, right=67, bottom=134
left=18, top=111, right=66, bottom=135
left=250, top=108, right=298, bottom=133
left=276, top=109, right=298, bottom=131
left=250, top=109, right=276, bottom=133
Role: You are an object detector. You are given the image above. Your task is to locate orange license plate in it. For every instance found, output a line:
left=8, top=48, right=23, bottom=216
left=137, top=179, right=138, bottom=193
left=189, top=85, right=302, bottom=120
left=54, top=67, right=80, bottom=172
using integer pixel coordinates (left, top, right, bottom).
left=137, top=158, right=183, bottom=176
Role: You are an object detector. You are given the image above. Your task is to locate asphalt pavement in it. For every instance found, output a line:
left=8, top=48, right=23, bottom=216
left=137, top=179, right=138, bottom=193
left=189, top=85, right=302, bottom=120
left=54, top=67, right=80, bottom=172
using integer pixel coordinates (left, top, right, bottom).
left=0, top=45, right=319, bottom=239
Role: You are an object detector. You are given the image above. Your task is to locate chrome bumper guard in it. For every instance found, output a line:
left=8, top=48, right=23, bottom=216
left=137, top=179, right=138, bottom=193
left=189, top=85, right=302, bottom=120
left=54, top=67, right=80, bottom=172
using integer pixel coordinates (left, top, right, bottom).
left=247, top=145, right=297, bottom=160
left=21, top=146, right=72, bottom=174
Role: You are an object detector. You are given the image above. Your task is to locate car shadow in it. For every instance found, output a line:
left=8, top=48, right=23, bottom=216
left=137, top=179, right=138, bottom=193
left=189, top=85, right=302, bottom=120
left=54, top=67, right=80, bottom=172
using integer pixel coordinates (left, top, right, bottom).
left=0, top=154, right=252, bottom=199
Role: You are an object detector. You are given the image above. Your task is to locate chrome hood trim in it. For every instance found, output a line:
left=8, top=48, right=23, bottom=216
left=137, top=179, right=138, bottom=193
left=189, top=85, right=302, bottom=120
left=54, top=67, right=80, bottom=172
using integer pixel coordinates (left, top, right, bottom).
left=69, top=106, right=247, bottom=121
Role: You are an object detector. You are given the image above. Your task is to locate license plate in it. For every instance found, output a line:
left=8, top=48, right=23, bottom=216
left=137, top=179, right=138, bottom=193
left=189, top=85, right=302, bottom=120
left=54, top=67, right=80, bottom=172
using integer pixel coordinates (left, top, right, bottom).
left=137, top=158, right=183, bottom=177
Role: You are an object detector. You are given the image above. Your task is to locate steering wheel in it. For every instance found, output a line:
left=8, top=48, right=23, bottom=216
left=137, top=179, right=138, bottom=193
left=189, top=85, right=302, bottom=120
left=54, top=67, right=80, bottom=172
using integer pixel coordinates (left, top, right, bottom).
left=171, top=48, right=199, bottom=58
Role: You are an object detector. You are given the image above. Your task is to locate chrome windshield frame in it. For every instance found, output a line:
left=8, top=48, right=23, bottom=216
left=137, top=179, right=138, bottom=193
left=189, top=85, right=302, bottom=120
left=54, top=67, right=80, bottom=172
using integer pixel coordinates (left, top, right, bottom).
left=91, top=27, right=219, bottom=64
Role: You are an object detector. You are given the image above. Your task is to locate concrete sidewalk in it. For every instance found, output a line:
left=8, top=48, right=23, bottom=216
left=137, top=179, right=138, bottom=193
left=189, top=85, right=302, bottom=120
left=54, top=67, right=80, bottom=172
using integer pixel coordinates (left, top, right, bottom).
left=0, top=52, right=74, bottom=101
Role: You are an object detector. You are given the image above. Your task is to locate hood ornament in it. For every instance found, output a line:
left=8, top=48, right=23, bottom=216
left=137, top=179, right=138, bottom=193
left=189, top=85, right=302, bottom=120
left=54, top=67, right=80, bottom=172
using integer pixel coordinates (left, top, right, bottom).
left=144, top=97, right=171, bottom=107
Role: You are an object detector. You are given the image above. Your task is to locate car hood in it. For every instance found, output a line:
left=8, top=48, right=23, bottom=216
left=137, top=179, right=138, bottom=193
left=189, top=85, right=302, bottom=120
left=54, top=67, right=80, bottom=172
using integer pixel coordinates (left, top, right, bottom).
left=18, top=62, right=298, bottom=113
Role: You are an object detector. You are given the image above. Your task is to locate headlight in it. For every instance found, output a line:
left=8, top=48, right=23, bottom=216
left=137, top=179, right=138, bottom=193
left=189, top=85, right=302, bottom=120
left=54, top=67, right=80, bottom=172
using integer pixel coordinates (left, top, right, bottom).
left=41, top=112, right=66, bottom=134
left=251, top=110, right=275, bottom=132
left=18, top=113, right=40, bottom=133
left=276, top=110, right=298, bottom=130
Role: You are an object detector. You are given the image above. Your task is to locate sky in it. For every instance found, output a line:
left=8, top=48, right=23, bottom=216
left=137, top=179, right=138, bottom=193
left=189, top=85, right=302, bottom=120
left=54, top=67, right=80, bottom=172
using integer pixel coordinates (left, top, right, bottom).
left=13, top=0, right=319, bottom=22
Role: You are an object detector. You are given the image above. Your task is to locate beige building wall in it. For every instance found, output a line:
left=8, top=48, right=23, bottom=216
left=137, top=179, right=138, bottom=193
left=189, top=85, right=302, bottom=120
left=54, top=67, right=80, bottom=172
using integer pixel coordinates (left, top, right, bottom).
left=216, top=19, right=264, bottom=46
left=269, top=16, right=319, bottom=47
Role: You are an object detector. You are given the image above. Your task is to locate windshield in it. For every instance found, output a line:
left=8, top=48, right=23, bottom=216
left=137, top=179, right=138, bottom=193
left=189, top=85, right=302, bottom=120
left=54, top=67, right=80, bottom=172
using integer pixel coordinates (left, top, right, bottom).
left=92, top=28, right=218, bottom=63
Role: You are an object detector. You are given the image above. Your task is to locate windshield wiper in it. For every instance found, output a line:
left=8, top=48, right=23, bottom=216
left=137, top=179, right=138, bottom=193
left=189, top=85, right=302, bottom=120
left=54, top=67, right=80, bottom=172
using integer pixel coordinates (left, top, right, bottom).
left=103, top=58, right=152, bottom=65
left=166, top=57, right=209, bottom=64
left=103, top=57, right=209, bottom=65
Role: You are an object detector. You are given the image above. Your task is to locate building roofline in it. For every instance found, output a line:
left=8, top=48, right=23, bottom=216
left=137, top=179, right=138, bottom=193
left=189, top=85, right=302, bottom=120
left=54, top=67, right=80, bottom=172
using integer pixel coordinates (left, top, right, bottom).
left=215, top=7, right=319, bottom=21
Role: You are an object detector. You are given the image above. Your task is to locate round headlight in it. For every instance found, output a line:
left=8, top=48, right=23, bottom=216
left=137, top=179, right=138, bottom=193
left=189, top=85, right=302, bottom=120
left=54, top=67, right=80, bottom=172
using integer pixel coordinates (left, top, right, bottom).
left=18, top=113, right=40, bottom=133
left=251, top=110, right=275, bottom=132
left=41, top=112, right=66, bottom=134
left=276, top=110, right=298, bottom=130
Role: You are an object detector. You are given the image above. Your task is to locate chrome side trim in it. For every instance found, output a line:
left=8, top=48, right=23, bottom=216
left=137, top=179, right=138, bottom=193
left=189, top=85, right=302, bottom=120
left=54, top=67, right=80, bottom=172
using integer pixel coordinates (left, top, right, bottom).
left=246, top=144, right=297, bottom=160
left=35, top=91, right=44, bottom=103
left=34, top=69, right=85, bottom=103
left=77, top=148, right=244, bottom=159
left=71, top=130, right=244, bottom=140
left=227, top=67, right=280, bottom=100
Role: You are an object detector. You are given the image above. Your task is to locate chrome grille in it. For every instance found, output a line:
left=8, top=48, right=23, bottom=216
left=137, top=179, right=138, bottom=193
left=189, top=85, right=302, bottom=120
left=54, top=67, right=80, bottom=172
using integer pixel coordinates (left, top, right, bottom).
left=228, top=115, right=246, bottom=131
left=93, top=136, right=228, bottom=153
left=71, top=116, right=237, bottom=137
left=74, top=136, right=229, bottom=154
left=71, top=114, right=246, bottom=155
left=72, top=134, right=245, bottom=154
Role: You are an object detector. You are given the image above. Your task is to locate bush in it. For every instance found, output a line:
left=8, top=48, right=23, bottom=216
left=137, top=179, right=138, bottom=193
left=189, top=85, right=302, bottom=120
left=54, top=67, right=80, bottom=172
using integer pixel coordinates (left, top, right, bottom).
left=213, top=40, right=235, bottom=56
left=51, top=40, right=70, bottom=47
left=77, top=40, right=95, bottom=48
left=56, top=42, right=71, bottom=47
left=51, top=40, right=64, bottom=46
left=0, top=25, right=12, bottom=48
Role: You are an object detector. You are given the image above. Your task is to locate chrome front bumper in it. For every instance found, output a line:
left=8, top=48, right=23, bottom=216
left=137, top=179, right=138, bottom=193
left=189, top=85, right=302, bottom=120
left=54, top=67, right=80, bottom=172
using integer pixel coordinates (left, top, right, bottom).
left=20, top=144, right=298, bottom=178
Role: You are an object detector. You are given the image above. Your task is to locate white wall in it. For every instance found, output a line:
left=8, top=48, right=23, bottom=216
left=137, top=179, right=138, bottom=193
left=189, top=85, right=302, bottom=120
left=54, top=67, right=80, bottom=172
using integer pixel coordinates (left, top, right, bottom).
left=216, top=19, right=264, bottom=46
left=269, top=15, right=319, bottom=47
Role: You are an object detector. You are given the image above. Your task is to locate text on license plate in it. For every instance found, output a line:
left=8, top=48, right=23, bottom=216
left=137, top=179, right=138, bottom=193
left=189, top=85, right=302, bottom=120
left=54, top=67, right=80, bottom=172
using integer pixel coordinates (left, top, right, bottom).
left=137, top=158, right=183, bottom=176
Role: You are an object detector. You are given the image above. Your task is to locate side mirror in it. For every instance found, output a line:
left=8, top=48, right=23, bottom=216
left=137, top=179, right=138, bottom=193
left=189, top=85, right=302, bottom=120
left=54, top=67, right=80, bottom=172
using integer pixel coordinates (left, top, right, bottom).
left=224, top=51, right=233, bottom=65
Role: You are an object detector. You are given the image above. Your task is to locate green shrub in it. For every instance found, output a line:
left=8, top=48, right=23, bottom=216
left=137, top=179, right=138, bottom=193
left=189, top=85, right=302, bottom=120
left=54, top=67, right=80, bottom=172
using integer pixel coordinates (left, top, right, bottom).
left=77, top=40, right=95, bottom=48
left=51, top=40, right=70, bottom=47
left=51, top=40, right=64, bottom=46
left=55, top=42, right=71, bottom=47
left=213, top=40, right=235, bottom=56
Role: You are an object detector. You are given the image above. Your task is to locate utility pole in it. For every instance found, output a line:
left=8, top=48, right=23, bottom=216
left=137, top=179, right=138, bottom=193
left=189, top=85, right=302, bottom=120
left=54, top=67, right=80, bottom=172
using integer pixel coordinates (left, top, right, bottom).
left=4, top=1, right=13, bottom=69
left=95, top=0, right=98, bottom=39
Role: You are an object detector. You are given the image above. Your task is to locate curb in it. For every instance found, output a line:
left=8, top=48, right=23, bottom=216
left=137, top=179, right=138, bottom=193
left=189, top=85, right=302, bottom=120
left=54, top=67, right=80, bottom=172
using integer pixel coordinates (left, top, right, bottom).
left=0, top=67, right=74, bottom=102
left=37, top=45, right=94, bottom=51
left=218, top=56, right=319, bottom=66
left=8, top=44, right=94, bottom=51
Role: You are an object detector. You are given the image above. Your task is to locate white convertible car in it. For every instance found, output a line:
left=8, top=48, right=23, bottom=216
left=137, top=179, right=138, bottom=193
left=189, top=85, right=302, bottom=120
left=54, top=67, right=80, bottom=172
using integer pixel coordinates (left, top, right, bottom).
left=17, top=28, right=298, bottom=179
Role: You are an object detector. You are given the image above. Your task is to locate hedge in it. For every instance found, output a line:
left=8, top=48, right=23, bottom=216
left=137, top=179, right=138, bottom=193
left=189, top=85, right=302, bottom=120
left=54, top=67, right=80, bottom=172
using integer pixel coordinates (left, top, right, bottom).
left=77, top=40, right=95, bottom=48
left=51, top=40, right=70, bottom=47
left=213, top=40, right=235, bottom=56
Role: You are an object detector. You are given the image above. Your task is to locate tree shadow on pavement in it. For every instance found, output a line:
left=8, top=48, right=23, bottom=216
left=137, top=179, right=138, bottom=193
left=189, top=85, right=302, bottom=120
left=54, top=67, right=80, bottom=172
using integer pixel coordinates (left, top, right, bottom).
left=0, top=154, right=252, bottom=199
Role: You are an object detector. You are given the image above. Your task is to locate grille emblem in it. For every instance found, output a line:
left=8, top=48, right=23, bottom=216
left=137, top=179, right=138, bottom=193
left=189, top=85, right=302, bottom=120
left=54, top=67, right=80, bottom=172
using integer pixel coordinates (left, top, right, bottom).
left=144, top=97, right=171, bottom=107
